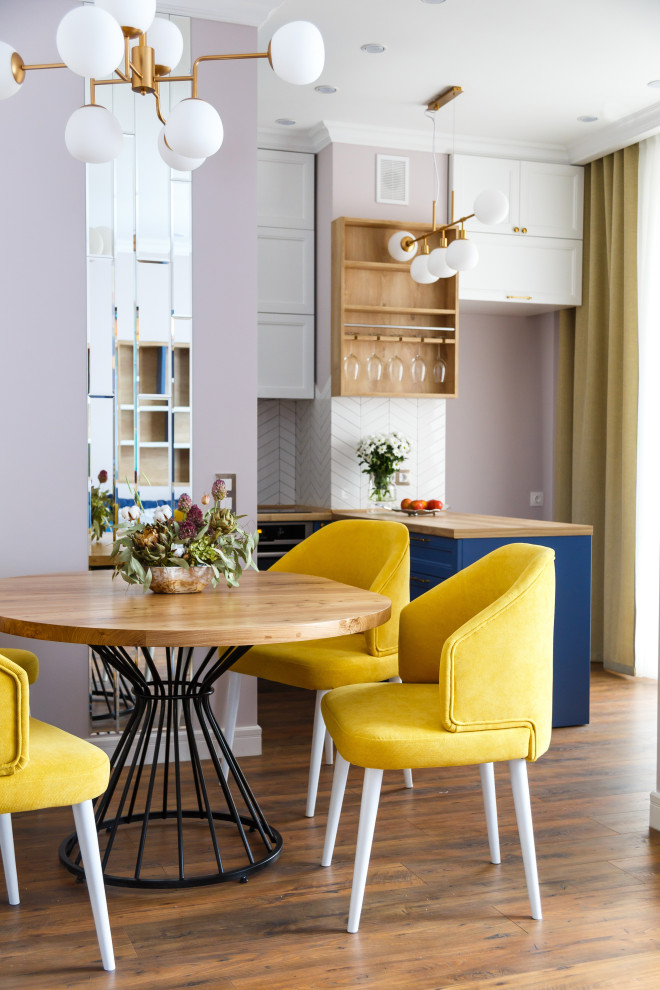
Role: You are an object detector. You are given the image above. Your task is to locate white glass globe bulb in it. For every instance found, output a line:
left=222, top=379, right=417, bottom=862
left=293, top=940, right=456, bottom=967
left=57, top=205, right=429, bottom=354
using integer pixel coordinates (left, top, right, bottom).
left=0, top=42, right=22, bottom=100
left=446, top=237, right=479, bottom=271
left=387, top=231, right=418, bottom=262
left=57, top=7, right=124, bottom=79
left=473, top=187, right=509, bottom=226
left=143, top=18, right=183, bottom=73
left=269, top=21, right=325, bottom=85
left=410, top=254, right=439, bottom=284
left=65, top=105, right=123, bottom=163
left=96, top=0, right=156, bottom=36
left=165, top=99, right=223, bottom=160
left=427, top=246, right=455, bottom=278
left=157, top=128, right=205, bottom=171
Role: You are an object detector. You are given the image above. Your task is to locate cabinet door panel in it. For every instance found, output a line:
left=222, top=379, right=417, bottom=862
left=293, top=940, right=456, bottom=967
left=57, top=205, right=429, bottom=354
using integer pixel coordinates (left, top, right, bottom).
left=257, top=150, right=314, bottom=229
left=458, top=233, right=582, bottom=307
left=520, top=162, right=584, bottom=238
left=451, top=155, right=519, bottom=233
left=257, top=314, right=314, bottom=399
left=258, top=228, right=315, bottom=314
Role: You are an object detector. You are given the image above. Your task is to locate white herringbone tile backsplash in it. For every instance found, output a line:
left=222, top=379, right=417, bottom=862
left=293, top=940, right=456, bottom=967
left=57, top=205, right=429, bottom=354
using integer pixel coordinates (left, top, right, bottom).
left=259, top=390, right=446, bottom=510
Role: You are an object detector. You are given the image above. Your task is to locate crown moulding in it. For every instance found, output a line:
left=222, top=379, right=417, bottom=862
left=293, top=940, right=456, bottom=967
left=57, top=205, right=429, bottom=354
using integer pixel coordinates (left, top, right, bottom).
left=156, top=0, right=282, bottom=28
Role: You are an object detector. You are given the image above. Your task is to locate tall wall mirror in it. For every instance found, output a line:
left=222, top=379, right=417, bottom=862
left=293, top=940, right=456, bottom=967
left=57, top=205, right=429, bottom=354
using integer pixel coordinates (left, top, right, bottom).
left=86, top=15, right=193, bottom=734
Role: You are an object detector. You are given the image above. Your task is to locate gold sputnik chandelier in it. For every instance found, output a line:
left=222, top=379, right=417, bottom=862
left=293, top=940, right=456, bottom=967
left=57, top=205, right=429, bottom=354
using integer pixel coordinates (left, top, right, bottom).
left=0, top=0, right=324, bottom=170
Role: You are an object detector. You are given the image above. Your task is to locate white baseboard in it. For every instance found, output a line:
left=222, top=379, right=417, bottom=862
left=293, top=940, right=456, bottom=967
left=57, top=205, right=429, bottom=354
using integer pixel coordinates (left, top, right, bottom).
left=87, top=723, right=262, bottom=761
left=650, top=791, right=660, bottom=832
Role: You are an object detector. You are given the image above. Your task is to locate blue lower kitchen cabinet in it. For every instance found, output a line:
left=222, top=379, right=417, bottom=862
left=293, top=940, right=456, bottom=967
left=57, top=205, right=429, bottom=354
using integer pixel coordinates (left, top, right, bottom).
left=409, top=531, right=591, bottom=728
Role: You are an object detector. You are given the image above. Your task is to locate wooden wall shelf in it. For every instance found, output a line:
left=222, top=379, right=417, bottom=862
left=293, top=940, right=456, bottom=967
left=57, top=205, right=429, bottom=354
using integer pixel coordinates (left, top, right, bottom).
left=331, top=217, right=459, bottom=398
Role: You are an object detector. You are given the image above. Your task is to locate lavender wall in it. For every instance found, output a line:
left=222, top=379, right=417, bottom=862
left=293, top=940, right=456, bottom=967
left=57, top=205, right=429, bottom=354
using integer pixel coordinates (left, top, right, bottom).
left=0, top=0, right=89, bottom=735
left=191, top=19, right=259, bottom=731
left=445, top=312, right=556, bottom=518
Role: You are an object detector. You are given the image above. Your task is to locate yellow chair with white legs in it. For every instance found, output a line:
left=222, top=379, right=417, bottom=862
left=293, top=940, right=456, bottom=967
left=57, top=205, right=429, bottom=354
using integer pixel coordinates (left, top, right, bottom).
left=320, top=543, right=555, bottom=932
left=221, top=519, right=411, bottom=817
left=0, top=652, right=115, bottom=971
left=0, top=647, right=39, bottom=685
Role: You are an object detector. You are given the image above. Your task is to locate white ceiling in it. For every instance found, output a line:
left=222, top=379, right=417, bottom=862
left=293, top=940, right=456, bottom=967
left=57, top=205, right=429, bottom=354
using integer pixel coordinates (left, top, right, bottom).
left=164, top=0, right=660, bottom=163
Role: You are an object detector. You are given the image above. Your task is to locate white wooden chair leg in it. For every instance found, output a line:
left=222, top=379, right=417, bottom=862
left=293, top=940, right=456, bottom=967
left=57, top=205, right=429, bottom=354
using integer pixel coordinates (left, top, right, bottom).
left=389, top=678, right=413, bottom=789
left=347, top=767, right=383, bottom=934
left=0, top=813, right=19, bottom=905
left=72, top=800, right=115, bottom=972
left=321, top=752, right=350, bottom=866
left=306, top=689, right=330, bottom=817
left=220, top=670, right=242, bottom=779
left=324, top=727, right=334, bottom=765
left=479, top=762, right=501, bottom=864
left=509, top=758, right=542, bottom=920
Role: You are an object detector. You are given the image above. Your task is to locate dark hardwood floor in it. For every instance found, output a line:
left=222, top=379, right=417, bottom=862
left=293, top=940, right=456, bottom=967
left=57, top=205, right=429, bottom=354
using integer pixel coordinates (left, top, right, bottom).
left=2, top=666, right=660, bottom=989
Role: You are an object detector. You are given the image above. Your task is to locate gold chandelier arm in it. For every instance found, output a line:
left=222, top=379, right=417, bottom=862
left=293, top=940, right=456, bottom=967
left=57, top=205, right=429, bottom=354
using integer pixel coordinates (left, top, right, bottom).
left=153, top=85, right=166, bottom=126
left=21, top=61, right=67, bottom=71
left=191, top=51, right=269, bottom=98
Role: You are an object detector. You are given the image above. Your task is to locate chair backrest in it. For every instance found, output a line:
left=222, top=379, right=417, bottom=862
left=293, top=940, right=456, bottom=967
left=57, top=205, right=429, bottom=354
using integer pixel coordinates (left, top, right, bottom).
left=398, top=543, right=556, bottom=760
left=271, top=520, right=410, bottom=657
left=0, top=653, right=30, bottom=776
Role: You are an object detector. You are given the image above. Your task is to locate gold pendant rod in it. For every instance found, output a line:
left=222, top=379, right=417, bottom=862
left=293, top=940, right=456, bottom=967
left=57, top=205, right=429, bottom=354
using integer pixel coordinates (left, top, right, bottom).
left=400, top=213, right=476, bottom=251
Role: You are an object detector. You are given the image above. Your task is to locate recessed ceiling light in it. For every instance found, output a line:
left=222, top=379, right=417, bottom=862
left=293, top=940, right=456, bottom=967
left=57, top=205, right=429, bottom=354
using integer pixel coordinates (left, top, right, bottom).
left=421, top=0, right=448, bottom=4
left=577, top=115, right=598, bottom=123
left=275, top=118, right=296, bottom=126
left=315, top=85, right=337, bottom=94
left=361, top=43, right=387, bottom=54
left=648, top=79, right=660, bottom=88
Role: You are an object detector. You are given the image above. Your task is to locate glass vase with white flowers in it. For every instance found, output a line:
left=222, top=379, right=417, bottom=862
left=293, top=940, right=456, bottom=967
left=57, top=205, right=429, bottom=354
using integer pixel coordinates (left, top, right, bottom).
left=356, top=432, right=411, bottom=508
left=111, top=480, right=258, bottom=592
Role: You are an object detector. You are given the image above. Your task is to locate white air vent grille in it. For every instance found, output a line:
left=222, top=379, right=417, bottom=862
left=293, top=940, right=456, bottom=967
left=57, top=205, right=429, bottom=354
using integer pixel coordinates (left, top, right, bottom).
left=376, top=154, right=409, bottom=205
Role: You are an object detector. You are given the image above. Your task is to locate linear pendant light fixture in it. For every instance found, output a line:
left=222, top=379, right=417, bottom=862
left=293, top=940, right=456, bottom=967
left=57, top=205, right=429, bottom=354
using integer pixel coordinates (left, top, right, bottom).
left=0, top=0, right=324, bottom=170
left=388, top=86, right=509, bottom=282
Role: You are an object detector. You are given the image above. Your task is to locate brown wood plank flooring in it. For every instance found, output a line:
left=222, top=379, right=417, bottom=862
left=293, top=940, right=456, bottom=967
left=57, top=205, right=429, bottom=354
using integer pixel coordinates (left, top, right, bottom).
left=2, top=665, right=660, bottom=989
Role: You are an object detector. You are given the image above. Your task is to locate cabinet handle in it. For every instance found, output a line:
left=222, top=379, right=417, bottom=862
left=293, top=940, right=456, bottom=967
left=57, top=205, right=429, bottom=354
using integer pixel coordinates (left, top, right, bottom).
left=411, top=576, right=431, bottom=585
left=506, top=295, right=532, bottom=300
left=521, top=227, right=528, bottom=234
left=513, top=226, right=519, bottom=232
left=410, top=536, right=430, bottom=543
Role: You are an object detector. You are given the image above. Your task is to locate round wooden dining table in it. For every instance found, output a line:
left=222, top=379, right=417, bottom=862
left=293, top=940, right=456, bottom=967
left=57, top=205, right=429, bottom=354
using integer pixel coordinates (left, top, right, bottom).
left=0, top=569, right=391, bottom=889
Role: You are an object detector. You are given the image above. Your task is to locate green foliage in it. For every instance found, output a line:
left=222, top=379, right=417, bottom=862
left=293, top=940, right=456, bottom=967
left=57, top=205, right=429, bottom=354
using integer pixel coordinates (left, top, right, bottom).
left=90, top=480, right=114, bottom=541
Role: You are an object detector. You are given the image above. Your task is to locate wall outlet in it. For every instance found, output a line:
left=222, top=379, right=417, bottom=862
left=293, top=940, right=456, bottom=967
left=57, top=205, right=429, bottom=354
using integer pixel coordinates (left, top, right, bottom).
left=530, top=491, right=544, bottom=507
left=395, top=470, right=410, bottom=486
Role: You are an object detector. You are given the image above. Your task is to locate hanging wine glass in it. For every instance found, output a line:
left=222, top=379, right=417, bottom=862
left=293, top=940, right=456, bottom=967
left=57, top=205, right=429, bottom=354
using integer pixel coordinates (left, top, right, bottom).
left=432, top=344, right=447, bottom=384
left=411, top=343, right=427, bottom=384
left=387, top=352, right=404, bottom=383
left=367, top=345, right=383, bottom=382
left=343, top=349, right=360, bottom=381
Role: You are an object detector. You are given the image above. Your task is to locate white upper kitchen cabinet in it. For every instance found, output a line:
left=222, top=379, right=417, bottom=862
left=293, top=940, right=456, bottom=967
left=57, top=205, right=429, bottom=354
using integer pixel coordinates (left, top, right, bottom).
left=451, top=155, right=584, bottom=239
left=449, top=154, right=584, bottom=312
left=257, top=150, right=315, bottom=398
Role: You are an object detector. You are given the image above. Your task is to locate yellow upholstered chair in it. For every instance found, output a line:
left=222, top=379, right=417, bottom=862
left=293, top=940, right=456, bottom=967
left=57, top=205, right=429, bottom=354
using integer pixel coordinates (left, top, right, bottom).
left=320, top=543, right=555, bottom=932
left=221, top=519, right=411, bottom=816
left=0, top=652, right=115, bottom=971
left=0, top=647, right=39, bottom=684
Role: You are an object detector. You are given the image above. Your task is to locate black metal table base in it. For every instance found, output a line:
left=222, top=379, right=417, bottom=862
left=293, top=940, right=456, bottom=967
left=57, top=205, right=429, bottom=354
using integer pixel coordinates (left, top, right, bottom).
left=60, top=644, right=283, bottom=889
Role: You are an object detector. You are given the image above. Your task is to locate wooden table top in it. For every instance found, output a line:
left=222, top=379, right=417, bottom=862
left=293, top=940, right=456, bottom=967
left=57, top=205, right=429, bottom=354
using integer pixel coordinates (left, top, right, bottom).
left=0, top=570, right=391, bottom=648
left=332, top=509, right=593, bottom=538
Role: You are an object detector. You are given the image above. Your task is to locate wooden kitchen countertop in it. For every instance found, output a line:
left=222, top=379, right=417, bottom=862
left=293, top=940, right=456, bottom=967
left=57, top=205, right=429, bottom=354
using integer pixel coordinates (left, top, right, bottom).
left=257, top=505, right=334, bottom=522
left=331, top=509, right=593, bottom=539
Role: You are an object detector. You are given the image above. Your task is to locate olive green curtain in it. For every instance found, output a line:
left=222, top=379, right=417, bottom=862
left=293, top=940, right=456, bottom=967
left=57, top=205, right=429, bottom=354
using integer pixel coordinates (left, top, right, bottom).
left=554, top=145, right=639, bottom=673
